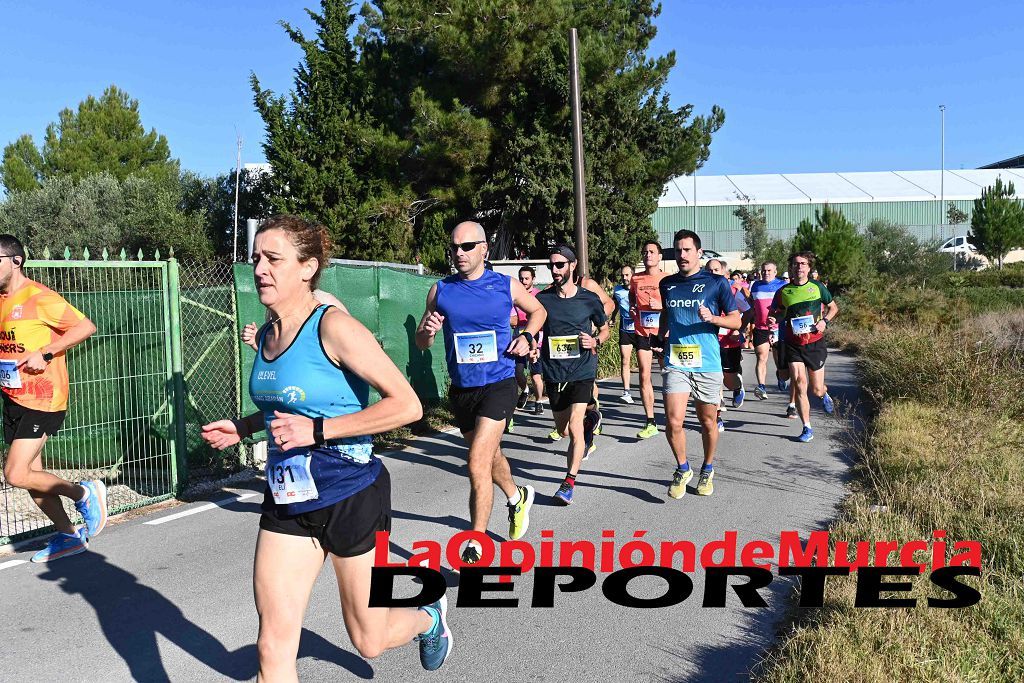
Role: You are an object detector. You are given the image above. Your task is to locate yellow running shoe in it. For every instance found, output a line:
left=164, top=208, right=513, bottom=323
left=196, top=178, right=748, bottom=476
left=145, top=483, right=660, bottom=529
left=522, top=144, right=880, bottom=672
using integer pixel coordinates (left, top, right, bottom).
left=637, top=423, right=658, bottom=439
left=549, top=429, right=563, bottom=441
left=507, top=485, right=535, bottom=540
left=696, top=468, right=714, bottom=496
left=668, top=467, right=693, bottom=499
left=506, top=417, right=515, bottom=433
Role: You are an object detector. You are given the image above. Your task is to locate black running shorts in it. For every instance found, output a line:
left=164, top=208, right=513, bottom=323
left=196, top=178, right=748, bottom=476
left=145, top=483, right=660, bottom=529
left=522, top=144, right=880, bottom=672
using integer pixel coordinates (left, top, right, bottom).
left=782, top=338, right=828, bottom=371
left=752, top=328, right=776, bottom=347
left=619, top=328, right=638, bottom=347
left=259, top=466, right=392, bottom=557
left=448, top=377, right=518, bottom=433
left=720, top=346, right=743, bottom=374
left=545, top=379, right=595, bottom=413
left=2, top=395, right=66, bottom=444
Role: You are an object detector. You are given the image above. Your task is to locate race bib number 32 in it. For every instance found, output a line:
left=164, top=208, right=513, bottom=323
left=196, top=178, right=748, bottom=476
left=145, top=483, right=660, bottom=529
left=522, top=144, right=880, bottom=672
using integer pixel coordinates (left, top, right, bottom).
left=669, top=344, right=702, bottom=369
left=0, top=360, right=22, bottom=389
left=454, top=330, right=499, bottom=364
left=548, top=335, right=581, bottom=359
left=266, top=453, right=319, bottom=505
left=790, top=315, right=816, bottom=335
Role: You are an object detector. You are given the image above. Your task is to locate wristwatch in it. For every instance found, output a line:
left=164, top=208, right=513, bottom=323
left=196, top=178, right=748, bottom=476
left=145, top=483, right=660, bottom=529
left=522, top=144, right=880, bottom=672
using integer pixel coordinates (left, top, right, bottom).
left=312, top=416, right=326, bottom=446
left=519, top=331, right=534, bottom=347
left=41, top=352, right=54, bottom=363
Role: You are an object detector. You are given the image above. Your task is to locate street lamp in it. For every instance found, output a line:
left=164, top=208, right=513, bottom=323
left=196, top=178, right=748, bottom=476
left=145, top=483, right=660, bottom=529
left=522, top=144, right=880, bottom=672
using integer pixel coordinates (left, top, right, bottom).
left=940, top=105, right=952, bottom=270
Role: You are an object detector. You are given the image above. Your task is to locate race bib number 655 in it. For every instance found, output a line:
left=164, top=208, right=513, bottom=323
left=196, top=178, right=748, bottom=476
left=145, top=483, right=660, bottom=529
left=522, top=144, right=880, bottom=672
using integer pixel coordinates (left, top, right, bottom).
left=668, top=344, right=702, bottom=369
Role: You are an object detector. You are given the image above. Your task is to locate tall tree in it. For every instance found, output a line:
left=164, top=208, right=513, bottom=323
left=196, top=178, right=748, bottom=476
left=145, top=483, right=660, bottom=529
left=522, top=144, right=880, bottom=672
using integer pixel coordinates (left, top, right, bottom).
left=1, top=86, right=179, bottom=194
left=792, top=204, right=868, bottom=290
left=253, top=0, right=723, bottom=275
left=969, top=177, right=1024, bottom=270
left=181, top=168, right=276, bottom=258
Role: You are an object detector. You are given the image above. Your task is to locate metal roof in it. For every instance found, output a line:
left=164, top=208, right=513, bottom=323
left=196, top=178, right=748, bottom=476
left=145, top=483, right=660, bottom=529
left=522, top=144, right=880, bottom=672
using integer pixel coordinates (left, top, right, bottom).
left=659, top=168, right=1024, bottom=207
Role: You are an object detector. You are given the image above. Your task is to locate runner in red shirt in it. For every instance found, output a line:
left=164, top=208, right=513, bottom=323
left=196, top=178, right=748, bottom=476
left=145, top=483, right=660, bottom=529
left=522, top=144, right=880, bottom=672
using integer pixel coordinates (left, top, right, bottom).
left=629, top=240, right=665, bottom=439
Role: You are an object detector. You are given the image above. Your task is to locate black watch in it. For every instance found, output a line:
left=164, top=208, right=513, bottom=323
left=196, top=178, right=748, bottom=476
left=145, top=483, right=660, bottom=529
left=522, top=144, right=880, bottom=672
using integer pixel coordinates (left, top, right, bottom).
left=42, top=352, right=54, bottom=363
left=519, top=331, right=534, bottom=346
left=312, top=416, right=326, bottom=446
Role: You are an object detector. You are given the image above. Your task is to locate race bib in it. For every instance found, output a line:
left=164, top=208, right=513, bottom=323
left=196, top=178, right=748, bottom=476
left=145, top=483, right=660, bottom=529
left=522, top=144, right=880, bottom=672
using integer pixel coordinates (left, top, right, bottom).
left=266, top=452, right=319, bottom=505
left=790, top=315, right=816, bottom=335
left=641, top=311, right=661, bottom=329
left=454, top=330, right=499, bottom=364
left=668, top=344, right=702, bottom=369
left=771, top=327, right=780, bottom=344
left=623, top=319, right=635, bottom=332
left=548, top=335, right=581, bottom=359
left=0, top=360, right=22, bottom=389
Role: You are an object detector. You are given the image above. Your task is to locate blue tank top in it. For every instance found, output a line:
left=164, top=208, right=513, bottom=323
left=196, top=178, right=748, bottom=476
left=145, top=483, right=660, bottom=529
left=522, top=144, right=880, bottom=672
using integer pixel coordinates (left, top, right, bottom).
left=435, top=269, right=516, bottom=388
left=250, top=305, right=379, bottom=514
left=613, top=285, right=634, bottom=331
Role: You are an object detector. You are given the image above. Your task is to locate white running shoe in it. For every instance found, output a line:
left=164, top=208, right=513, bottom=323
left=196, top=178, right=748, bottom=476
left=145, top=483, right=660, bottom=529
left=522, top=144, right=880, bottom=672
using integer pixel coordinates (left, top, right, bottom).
left=620, top=391, right=634, bottom=404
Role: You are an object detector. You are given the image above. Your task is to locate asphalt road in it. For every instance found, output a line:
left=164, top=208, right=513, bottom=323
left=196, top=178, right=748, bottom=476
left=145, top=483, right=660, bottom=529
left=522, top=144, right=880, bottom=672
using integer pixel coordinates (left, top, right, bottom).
left=0, top=350, right=857, bottom=682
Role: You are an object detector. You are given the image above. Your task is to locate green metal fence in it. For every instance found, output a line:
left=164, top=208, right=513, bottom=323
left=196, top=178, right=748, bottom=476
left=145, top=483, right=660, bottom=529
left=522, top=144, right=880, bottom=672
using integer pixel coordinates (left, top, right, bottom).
left=0, top=251, right=243, bottom=545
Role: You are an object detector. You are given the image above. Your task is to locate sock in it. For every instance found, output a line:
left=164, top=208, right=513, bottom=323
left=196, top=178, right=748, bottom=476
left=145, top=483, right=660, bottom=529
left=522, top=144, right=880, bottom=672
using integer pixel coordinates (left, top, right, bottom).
left=788, top=402, right=796, bottom=409
left=758, top=384, right=766, bottom=390
left=803, top=422, right=812, bottom=428
left=507, top=488, right=522, bottom=507
left=646, top=417, right=655, bottom=426
left=419, top=605, right=440, bottom=634
left=77, top=484, right=89, bottom=502
left=676, top=462, right=690, bottom=472
left=565, top=473, right=577, bottom=488
left=64, top=529, right=82, bottom=539
left=702, top=463, right=714, bottom=472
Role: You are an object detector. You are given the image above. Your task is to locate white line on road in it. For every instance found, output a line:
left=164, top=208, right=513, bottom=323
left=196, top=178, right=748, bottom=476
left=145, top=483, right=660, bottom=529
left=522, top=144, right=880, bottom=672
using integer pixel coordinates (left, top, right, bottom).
left=144, top=492, right=260, bottom=526
left=0, top=559, right=28, bottom=570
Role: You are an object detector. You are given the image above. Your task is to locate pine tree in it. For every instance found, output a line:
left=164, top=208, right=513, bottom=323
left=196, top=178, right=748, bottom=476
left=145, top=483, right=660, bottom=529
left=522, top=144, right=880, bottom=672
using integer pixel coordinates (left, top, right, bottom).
left=791, top=204, right=867, bottom=289
left=969, top=177, right=1024, bottom=270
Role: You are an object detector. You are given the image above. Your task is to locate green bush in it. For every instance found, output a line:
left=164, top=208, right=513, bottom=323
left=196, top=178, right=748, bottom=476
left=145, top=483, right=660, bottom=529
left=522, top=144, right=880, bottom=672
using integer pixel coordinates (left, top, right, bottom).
left=941, top=267, right=1024, bottom=289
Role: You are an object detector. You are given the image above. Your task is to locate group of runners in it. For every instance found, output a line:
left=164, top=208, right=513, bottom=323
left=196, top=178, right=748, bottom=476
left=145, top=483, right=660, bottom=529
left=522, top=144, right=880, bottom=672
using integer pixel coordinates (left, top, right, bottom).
left=0, top=217, right=839, bottom=679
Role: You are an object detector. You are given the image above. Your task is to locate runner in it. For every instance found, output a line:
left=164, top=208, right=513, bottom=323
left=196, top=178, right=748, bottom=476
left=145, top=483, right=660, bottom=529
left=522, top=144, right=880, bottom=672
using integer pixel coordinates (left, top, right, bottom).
left=0, top=234, right=106, bottom=563
left=611, top=265, right=636, bottom=404
left=202, top=215, right=452, bottom=675
left=536, top=245, right=609, bottom=505
left=749, top=261, right=789, bottom=402
left=629, top=240, right=666, bottom=439
left=415, top=221, right=544, bottom=565
left=656, top=230, right=741, bottom=499
left=768, top=252, right=839, bottom=443
left=706, top=259, right=752, bottom=432
left=512, top=266, right=544, bottom=415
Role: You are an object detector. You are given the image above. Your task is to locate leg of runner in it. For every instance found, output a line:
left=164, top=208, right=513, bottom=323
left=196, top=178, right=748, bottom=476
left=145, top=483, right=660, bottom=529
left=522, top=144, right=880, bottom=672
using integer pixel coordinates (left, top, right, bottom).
left=515, top=360, right=529, bottom=410
left=553, top=403, right=587, bottom=505
left=790, top=361, right=814, bottom=442
left=664, top=392, right=693, bottom=498
left=3, top=437, right=84, bottom=536
left=530, top=368, right=544, bottom=414
left=619, top=342, right=634, bottom=403
left=809, top=368, right=833, bottom=414
left=753, top=340, right=770, bottom=399
left=636, top=348, right=658, bottom=438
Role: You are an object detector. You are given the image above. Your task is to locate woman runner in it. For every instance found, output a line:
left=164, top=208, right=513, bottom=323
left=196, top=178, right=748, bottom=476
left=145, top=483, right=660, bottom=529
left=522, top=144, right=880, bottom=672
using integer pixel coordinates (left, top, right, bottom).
left=202, top=215, right=451, bottom=681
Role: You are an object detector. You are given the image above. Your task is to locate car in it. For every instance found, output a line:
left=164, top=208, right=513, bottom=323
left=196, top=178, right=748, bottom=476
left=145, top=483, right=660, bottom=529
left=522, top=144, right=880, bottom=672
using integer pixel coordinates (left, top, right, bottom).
left=938, top=236, right=977, bottom=255
left=699, top=248, right=724, bottom=263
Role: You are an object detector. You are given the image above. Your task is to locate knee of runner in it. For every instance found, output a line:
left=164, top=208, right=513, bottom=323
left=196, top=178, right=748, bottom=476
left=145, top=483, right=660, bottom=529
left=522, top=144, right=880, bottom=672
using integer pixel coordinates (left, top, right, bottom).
left=566, top=420, right=585, bottom=441
left=3, top=464, right=28, bottom=489
left=349, top=631, right=386, bottom=660
left=257, top=630, right=301, bottom=664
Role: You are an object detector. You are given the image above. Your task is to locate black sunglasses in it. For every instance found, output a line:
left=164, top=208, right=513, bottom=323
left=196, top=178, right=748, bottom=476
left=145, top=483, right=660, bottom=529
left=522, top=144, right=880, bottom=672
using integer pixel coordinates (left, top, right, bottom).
left=549, top=261, right=569, bottom=270
left=450, top=240, right=486, bottom=253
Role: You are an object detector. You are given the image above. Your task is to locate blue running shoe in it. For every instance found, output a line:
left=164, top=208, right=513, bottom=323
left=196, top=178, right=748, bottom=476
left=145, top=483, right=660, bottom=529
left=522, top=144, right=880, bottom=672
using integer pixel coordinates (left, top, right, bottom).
left=732, top=388, right=745, bottom=409
left=798, top=426, right=814, bottom=443
left=717, top=418, right=725, bottom=433
left=76, top=480, right=108, bottom=538
left=777, top=377, right=789, bottom=392
left=822, top=393, right=835, bottom=415
left=553, top=481, right=574, bottom=505
left=754, top=385, right=768, bottom=400
left=417, top=594, right=452, bottom=671
left=31, top=531, right=87, bottom=563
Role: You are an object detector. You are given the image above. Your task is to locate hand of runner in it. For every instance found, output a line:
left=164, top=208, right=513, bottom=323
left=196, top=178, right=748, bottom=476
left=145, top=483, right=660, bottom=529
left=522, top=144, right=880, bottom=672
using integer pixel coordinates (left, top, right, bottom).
left=529, top=347, right=540, bottom=362
left=814, top=319, right=827, bottom=334
left=17, top=351, right=48, bottom=374
left=507, top=333, right=531, bottom=357
left=269, top=411, right=315, bottom=452
left=580, top=332, right=598, bottom=352
left=201, top=420, right=242, bottom=450
left=241, top=322, right=259, bottom=348
left=421, top=311, right=445, bottom=337
left=766, top=315, right=777, bottom=327
left=651, top=335, right=665, bottom=354
left=698, top=305, right=714, bottom=323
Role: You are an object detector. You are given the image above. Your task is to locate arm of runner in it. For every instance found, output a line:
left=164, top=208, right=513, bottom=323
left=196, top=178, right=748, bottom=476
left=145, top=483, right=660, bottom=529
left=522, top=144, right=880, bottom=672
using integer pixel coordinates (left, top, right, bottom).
left=270, top=308, right=422, bottom=450
left=313, top=289, right=349, bottom=314
left=20, top=316, right=97, bottom=373
left=509, top=278, right=546, bottom=356
left=415, top=283, right=444, bottom=350
left=202, top=411, right=264, bottom=450
left=698, top=279, right=741, bottom=330
left=816, top=299, right=839, bottom=333
left=766, top=289, right=783, bottom=327
left=241, top=322, right=259, bottom=351
left=582, top=277, right=614, bottom=317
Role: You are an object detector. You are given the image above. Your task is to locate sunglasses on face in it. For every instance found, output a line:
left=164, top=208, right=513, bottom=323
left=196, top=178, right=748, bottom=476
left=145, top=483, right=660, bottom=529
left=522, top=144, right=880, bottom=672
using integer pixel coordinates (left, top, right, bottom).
left=549, top=261, right=569, bottom=270
left=450, top=240, right=486, bottom=253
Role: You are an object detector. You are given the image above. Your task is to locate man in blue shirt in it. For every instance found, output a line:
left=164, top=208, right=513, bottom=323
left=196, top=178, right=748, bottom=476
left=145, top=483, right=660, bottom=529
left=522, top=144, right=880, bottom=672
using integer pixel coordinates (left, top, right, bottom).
left=610, top=264, right=636, bottom=404
left=655, top=230, right=742, bottom=499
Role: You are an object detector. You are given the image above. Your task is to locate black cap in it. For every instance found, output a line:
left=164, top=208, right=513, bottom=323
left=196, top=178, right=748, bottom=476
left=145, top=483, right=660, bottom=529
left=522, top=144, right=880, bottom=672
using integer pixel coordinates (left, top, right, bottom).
left=551, top=244, right=577, bottom=262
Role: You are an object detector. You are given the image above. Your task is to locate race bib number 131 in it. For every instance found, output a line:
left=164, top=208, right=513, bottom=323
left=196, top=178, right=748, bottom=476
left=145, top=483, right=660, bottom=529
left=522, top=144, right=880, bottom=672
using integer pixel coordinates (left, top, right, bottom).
left=266, top=453, right=319, bottom=505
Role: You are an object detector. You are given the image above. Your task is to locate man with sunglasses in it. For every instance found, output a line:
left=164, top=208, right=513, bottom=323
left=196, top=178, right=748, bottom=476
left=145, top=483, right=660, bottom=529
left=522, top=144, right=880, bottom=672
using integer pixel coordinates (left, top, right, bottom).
left=536, top=245, right=609, bottom=505
left=0, top=234, right=106, bottom=562
left=416, top=222, right=546, bottom=566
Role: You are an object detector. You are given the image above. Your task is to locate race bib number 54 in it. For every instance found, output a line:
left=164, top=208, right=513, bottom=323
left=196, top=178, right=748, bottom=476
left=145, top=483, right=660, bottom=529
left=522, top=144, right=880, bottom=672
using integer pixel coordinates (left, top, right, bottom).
left=0, top=360, right=22, bottom=389
left=266, top=453, right=319, bottom=505
left=669, top=344, right=702, bottom=369
left=454, top=331, right=499, bottom=364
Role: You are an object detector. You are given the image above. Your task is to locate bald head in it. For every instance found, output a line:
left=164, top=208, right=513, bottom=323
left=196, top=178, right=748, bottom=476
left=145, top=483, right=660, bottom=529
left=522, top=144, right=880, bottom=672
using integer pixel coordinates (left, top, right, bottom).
left=452, top=221, right=487, bottom=243
left=706, top=258, right=725, bottom=276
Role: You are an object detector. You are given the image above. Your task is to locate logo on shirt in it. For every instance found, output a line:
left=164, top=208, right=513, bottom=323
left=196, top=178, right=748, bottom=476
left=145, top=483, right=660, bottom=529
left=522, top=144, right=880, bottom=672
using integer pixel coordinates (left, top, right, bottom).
left=10, top=306, right=23, bottom=320
left=692, top=284, right=705, bottom=293
left=281, top=385, right=307, bottom=404
left=667, top=298, right=706, bottom=308
left=256, top=370, right=277, bottom=380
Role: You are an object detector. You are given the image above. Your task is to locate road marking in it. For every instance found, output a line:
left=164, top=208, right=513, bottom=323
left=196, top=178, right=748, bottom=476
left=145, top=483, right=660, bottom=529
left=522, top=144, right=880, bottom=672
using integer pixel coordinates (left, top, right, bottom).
left=144, top=492, right=260, bottom=526
left=0, top=559, right=28, bottom=570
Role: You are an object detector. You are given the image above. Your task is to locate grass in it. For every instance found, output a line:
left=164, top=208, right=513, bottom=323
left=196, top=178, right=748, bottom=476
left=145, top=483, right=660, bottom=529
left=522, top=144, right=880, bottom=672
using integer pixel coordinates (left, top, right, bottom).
left=756, top=294, right=1024, bottom=682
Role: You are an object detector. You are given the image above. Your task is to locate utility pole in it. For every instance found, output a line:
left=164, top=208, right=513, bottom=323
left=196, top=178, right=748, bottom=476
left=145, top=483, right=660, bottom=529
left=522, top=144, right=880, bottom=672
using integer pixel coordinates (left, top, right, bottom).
left=569, top=28, right=590, bottom=279
left=233, top=132, right=243, bottom=262
left=940, top=105, right=952, bottom=270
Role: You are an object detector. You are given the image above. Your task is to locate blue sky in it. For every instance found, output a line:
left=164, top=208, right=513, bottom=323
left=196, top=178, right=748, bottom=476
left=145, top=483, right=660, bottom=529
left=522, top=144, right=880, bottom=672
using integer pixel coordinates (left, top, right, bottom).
left=1, top=1, right=1021, bottom=180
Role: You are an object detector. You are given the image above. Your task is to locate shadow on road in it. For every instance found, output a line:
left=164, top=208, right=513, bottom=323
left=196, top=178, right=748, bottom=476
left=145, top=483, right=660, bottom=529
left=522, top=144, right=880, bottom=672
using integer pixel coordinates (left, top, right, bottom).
left=37, top=551, right=372, bottom=680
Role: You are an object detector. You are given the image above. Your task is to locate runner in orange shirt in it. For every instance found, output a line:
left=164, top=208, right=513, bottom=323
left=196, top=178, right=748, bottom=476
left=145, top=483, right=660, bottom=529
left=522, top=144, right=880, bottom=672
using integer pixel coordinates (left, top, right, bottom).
left=629, top=240, right=665, bottom=439
left=0, top=235, right=105, bottom=563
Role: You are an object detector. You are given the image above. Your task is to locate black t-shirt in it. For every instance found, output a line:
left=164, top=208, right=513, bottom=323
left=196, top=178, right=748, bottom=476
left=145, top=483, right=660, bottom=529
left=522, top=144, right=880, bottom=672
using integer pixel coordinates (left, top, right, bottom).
left=536, top=286, right=607, bottom=382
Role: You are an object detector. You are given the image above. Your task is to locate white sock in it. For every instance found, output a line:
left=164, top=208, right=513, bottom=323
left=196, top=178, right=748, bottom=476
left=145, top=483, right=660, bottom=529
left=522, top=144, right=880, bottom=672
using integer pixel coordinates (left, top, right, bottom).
left=77, top=484, right=89, bottom=502
left=788, top=402, right=796, bottom=408
left=507, top=488, right=522, bottom=506
left=804, top=422, right=812, bottom=428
